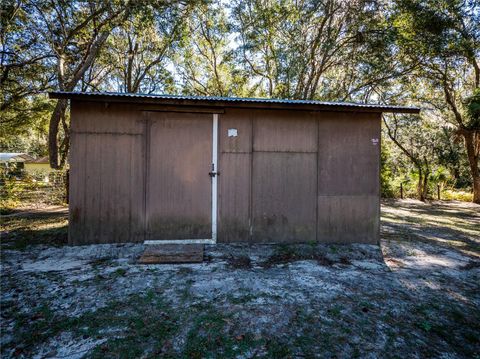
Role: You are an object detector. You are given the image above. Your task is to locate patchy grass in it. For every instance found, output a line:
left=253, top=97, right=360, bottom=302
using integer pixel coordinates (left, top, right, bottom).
left=1, top=200, right=479, bottom=358
left=226, top=254, right=252, bottom=269
left=262, top=244, right=333, bottom=267
left=4, top=291, right=295, bottom=358
left=4, top=291, right=179, bottom=358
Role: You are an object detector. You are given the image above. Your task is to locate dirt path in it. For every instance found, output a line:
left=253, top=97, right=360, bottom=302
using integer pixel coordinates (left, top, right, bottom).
left=1, top=200, right=479, bottom=358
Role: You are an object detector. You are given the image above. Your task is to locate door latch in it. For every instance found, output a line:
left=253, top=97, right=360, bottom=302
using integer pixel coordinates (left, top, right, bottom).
left=209, top=163, right=220, bottom=177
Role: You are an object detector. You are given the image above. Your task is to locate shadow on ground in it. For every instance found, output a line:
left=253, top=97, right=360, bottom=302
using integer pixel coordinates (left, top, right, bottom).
left=381, top=199, right=480, bottom=258
left=1, top=210, right=68, bottom=250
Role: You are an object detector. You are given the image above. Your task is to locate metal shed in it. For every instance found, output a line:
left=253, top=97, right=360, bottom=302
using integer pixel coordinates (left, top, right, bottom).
left=49, top=92, right=419, bottom=245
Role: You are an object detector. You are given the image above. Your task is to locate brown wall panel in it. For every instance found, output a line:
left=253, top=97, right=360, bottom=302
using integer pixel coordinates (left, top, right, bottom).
left=70, top=102, right=145, bottom=245
left=68, top=128, right=86, bottom=243
left=102, top=134, right=145, bottom=242
left=217, top=109, right=252, bottom=242
left=253, top=110, right=317, bottom=152
left=71, top=101, right=144, bottom=134
left=82, top=133, right=101, bottom=243
left=69, top=131, right=145, bottom=245
left=220, top=109, right=253, bottom=153
left=317, top=112, right=381, bottom=196
left=218, top=153, right=251, bottom=242
left=252, top=152, right=317, bottom=242
left=317, top=112, right=381, bottom=244
left=317, top=195, right=380, bottom=243
left=146, top=112, right=212, bottom=240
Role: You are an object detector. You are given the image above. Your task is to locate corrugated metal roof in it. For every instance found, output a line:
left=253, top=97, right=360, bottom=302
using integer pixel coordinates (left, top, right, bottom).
left=49, top=91, right=420, bottom=113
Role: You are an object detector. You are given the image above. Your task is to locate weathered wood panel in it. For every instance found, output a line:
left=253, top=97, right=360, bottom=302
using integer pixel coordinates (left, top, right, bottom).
left=317, top=112, right=380, bottom=195
left=82, top=132, right=101, bottom=243
left=219, top=109, right=252, bottom=153
left=253, top=110, right=317, bottom=152
left=218, top=153, right=251, bottom=242
left=146, top=112, right=212, bottom=240
left=317, top=195, right=380, bottom=243
left=317, top=112, right=381, bottom=243
left=71, top=101, right=144, bottom=134
left=218, top=109, right=253, bottom=242
left=68, top=124, right=86, bottom=244
left=252, top=152, right=317, bottom=242
left=69, top=102, right=145, bottom=245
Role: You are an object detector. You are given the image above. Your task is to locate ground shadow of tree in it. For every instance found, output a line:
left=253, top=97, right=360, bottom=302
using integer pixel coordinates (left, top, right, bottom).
left=381, top=200, right=480, bottom=258
left=1, top=211, right=68, bottom=251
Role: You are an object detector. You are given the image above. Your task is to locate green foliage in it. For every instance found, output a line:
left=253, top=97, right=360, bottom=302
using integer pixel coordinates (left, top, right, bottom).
left=380, top=144, right=395, bottom=198
left=465, top=87, right=480, bottom=130
left=0, top=1, right=54, bottom=113
left=231, top=0, right=404, bottom=100
left=0, top=96, right=53, bottom=155
left=442, top=190, right=474, bottom=202
left=381, top=114, right=474, bottom=200
left=2, top=0, right=478, bottom=200
left=0, top=168, right=67, bottom=212
left=95, top=3, right=186, bottom=94
left=176, top=2, right=251, bottom=96
left=418, top=320, right=432, bottom=332
left=435, top=128, right=472, bottom=189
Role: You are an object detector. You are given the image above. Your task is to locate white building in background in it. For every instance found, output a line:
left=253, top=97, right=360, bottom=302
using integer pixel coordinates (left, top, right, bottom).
left=0, top=153, right=52, bottom=181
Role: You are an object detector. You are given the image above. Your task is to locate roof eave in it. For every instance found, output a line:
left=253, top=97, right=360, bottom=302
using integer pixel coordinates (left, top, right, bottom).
left=48, top=92, right=420, bottom=114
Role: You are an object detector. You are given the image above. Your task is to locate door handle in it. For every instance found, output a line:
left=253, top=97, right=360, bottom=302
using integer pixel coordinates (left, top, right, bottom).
left=209, top=163, right=220, bottom=177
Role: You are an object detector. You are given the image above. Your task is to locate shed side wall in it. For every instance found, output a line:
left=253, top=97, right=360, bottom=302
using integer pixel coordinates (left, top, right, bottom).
left=69, top=101, right=145, bottom=244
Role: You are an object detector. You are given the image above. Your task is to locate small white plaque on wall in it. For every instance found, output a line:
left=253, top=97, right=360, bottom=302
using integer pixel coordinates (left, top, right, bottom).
left=228, top=128, right=238, bottom=137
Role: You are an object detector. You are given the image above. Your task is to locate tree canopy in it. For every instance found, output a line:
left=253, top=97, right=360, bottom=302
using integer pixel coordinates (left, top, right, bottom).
left=1, top=0, right=479, bottom=202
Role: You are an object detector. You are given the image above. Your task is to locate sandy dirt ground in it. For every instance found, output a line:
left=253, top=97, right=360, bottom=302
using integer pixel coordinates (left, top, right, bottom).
left=1, top=199, right=479, bottom=358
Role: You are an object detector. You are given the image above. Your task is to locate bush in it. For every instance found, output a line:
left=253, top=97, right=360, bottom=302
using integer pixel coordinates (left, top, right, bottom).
left=380, top=145, right=395, bottom=198
left=441, top=189, right=473, bottom=202
left=0, top=168, right=67, bottom=211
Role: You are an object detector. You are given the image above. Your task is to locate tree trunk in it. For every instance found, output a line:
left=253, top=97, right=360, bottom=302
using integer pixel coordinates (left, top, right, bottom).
left=48, top=99, right=68, bottom=169
left=48, top=31, right=111, bottom=169
left=473, top=176, right=480, bottom=204
left=422, top=169, right=429, bottom=201
left=417, top=168, right=425, bottom=201
left=463, top=130, right=480, bottom=204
